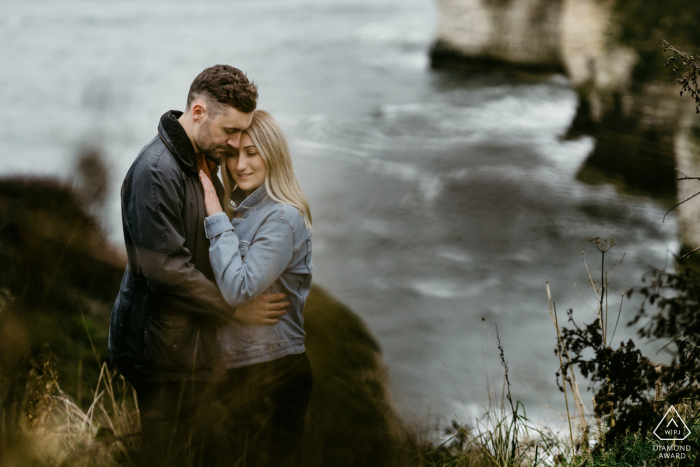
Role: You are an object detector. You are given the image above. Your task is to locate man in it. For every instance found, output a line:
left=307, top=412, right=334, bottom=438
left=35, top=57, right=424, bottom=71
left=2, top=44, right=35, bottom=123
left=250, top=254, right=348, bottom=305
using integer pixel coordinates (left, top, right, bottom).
left=108, top=65, right=288, bottom=464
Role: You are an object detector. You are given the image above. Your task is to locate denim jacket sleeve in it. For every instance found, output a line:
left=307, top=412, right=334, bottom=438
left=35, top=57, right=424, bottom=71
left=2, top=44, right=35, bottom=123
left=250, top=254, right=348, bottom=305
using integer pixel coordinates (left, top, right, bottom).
left=204, top=212, right=294, bottom=307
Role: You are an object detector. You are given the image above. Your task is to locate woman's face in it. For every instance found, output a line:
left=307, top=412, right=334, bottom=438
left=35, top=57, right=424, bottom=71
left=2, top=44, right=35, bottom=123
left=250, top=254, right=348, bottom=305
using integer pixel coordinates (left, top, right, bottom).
left=226, top=132, right=267, bottom=197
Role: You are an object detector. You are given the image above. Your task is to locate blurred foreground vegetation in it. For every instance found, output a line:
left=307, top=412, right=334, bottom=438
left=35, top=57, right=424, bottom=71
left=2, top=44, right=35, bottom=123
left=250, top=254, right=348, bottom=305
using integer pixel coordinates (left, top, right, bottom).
left=0, top=177, right=414, bottom=466
left=3, top=174, right=700, bottom=466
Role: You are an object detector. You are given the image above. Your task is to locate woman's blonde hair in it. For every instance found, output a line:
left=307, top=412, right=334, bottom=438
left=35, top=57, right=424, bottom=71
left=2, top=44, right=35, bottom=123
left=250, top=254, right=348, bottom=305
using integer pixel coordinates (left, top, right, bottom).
left=221, top=110, right=312, bottom=228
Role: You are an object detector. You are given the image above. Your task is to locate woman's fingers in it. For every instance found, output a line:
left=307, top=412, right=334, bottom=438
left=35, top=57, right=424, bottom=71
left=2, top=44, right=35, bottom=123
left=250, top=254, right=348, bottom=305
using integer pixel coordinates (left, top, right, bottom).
left=199, top=172, right=210, bottom=195
left=199, top=170, right=214, bottom=191
left=262, top=318, right=280, bottom=325
left=199, top=170, right=223, bottom=216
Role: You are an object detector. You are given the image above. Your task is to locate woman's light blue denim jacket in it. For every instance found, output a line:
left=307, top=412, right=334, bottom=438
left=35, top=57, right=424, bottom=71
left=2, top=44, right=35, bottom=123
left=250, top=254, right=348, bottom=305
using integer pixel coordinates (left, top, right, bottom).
left=203, top=184, right=312, bottom=369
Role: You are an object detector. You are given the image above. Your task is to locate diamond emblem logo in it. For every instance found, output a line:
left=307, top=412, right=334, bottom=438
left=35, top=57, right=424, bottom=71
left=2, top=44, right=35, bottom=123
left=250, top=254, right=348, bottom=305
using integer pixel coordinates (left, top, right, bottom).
left=654, top=406, right=691, bottom=441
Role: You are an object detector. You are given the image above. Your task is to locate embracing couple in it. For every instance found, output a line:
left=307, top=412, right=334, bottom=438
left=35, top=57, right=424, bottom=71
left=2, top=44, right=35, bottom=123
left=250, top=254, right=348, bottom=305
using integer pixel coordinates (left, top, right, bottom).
left=108, top=65, right=313, bottom=467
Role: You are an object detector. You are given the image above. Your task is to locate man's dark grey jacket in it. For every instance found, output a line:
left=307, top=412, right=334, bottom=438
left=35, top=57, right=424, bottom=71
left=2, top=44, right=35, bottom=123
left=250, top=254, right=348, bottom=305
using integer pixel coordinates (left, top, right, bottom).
left=109, top=110, right=233, bottom=383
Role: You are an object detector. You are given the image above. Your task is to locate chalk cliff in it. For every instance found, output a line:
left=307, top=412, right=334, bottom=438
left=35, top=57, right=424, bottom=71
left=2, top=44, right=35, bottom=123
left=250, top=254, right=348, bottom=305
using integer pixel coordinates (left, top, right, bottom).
left=432, top=0, right=637, bottom=95
left=432, top=0, right=563, bottom=71
left=432, top=0, right=700, bottom=250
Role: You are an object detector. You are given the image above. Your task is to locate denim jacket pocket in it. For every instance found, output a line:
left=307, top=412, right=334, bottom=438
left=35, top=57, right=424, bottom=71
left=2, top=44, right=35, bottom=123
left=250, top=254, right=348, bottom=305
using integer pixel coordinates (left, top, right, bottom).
left=143, top=314, right=206, bottom=371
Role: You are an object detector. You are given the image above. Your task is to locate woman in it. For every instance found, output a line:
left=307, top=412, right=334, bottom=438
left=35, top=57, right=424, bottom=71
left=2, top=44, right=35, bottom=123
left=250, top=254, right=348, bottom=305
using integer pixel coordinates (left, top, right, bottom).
left=198, top=110, right=313, bottom=467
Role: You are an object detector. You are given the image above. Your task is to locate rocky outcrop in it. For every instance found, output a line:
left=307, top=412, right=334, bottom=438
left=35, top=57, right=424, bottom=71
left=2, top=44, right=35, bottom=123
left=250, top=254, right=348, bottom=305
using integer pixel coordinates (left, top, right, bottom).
left=674, top=107, right=700, bottom=255
left=432, top=0, right=637, bottom=90
left=432, top=0, right=564, bottom=71
left=302, top=286, right=414, bottom=467
left=432, top=0, right=692, bottom=218
left=558, top=0, right=688, bottom=202
left=559, top=0, right=638, bottom=116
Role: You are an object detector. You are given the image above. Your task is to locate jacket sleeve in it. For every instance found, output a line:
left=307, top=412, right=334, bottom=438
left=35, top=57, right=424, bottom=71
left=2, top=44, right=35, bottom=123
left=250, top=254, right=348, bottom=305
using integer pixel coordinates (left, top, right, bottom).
left=204, top=212, right=294, bottom=307
left=123, top=154, right=234, bottom=319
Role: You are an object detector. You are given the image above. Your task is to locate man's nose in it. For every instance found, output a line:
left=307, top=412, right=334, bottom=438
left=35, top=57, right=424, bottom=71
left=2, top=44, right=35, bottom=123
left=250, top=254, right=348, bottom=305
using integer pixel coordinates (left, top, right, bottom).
left=227, top=133, right=241, bottom=148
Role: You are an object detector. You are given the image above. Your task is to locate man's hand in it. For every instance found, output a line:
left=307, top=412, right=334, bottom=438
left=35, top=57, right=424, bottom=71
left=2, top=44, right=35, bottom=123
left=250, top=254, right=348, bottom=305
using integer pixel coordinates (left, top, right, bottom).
left=235, top=293, right=289, bottom=325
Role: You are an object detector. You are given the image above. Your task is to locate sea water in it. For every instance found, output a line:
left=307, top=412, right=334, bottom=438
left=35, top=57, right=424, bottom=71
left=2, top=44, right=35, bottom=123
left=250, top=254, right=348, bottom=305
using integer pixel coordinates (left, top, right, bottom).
left=0, top=0, right=678, bottom=428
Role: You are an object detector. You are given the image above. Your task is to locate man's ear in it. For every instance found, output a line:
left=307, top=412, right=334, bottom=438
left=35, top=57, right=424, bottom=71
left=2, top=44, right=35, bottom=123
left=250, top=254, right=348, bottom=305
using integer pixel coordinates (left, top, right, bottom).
left=191, top=101, right=206, bottom=122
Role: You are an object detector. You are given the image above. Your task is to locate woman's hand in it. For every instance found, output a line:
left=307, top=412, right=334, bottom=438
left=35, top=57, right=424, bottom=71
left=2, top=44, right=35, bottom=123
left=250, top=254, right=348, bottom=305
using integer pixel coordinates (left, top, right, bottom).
left=199, top=170, right=224, bottom=216
left=235, top=293, right=289, bottom=325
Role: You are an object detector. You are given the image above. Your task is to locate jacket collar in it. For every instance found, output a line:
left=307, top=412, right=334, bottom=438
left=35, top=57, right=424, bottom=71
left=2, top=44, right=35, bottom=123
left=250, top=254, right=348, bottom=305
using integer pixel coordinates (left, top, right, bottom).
left=232, top=184, right=269, bottom=214
left=158, top=110, right=199, bottom=176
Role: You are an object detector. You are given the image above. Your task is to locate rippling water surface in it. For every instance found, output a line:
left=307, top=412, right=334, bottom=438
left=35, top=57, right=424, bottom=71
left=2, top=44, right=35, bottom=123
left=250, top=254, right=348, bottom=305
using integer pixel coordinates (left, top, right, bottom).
left=1, top=0, right=679, bottom=426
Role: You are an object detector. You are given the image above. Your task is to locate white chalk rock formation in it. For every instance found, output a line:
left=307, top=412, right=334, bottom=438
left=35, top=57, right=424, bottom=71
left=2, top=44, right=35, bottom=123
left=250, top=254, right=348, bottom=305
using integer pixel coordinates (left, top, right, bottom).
left=433, top=0, right=564, bottom=69
left=560, top=0, right=637, bottom=120
left=674, top=106, right=700, bottom=251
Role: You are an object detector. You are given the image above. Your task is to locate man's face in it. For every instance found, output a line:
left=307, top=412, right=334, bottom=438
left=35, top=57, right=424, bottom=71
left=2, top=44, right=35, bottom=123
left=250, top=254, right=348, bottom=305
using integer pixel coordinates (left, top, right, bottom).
left=192, top=103, right=254, bottom=162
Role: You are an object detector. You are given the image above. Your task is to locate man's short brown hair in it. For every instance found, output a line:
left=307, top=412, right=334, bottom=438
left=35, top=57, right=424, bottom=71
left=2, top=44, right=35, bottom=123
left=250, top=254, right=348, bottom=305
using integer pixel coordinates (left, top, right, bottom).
left=186, top=65, right=258, bottom=114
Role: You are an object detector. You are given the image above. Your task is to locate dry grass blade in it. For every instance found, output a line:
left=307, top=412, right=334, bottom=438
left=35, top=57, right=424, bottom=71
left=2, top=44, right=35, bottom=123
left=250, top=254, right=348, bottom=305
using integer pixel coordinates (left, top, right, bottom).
left=4, top=353, right=141, bottom=467
left=547, top=282, right=589, bottom=453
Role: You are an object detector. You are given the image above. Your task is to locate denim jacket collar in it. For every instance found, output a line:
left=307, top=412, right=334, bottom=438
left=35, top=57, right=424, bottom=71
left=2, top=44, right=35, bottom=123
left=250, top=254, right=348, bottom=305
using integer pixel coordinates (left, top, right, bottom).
left=232, top=184, right=269, bottom=215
